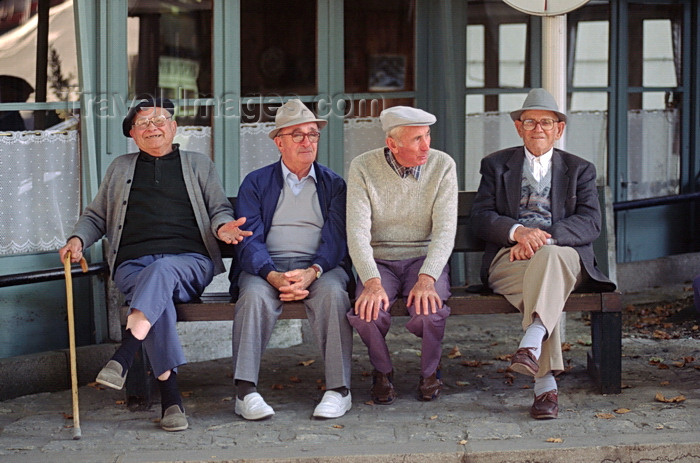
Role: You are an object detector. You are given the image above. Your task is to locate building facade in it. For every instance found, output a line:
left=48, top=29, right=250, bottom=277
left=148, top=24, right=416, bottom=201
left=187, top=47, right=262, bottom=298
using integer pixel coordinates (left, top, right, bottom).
left=0, top=0, right=698, bottom=358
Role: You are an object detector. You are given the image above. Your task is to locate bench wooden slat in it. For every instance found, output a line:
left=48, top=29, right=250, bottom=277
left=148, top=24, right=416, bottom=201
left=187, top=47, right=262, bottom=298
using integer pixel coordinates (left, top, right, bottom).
left=172, top=290, right=621, bottom=322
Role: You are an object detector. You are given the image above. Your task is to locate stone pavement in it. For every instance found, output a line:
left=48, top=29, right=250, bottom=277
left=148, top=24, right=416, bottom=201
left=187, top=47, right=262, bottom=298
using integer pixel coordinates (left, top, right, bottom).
left=0, top=287, right=699, bottom=463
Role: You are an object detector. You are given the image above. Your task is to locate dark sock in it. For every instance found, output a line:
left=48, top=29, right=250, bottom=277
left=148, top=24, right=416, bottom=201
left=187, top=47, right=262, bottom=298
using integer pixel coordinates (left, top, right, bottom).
left=331, top=386, right=349, bottom=397
left=235, top=380, right=257, bottom=400
left=158, top=372, right=183, bottom=416
left=111, top=329, right=143, bottom=375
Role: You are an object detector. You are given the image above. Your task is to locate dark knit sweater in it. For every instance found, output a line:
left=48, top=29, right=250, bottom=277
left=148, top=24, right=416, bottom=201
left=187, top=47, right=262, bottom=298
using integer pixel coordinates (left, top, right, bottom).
left=115, top=148, right=207, bottom=268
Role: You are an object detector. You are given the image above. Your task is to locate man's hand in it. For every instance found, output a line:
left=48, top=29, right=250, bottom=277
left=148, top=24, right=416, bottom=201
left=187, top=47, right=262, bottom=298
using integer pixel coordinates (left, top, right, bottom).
left=59, top=237, right=84, bottom=263
left=407, top=273, right=442, bottom=316
left=354, top=278, right=390, bottom=322
left=266, top=268, right=316, bottom=302
left=217, top=217, right=253, bottom=244
left=511, top=226, right=551, bottom=261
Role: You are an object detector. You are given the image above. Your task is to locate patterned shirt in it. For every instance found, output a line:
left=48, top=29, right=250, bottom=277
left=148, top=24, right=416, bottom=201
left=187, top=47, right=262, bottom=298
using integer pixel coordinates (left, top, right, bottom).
left=384, top=147, right=422, bottom=180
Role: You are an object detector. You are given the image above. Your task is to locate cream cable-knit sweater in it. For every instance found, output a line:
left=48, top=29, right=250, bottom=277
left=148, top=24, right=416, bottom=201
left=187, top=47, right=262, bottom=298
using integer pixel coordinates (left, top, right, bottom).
left=346, top=147, right=458, bottom=284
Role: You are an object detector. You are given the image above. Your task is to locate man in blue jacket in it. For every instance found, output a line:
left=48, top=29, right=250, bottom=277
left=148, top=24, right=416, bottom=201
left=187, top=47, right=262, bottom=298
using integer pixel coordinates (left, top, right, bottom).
left=228, top=99, right=353, bottom=420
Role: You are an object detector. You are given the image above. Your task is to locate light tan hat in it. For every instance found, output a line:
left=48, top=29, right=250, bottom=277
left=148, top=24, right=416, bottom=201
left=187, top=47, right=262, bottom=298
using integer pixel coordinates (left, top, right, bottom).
left=379, top=106, right=436, bottom=132
left=269, top=99, right=327, bottom=139
left=510, top=88, right=567, bottom=122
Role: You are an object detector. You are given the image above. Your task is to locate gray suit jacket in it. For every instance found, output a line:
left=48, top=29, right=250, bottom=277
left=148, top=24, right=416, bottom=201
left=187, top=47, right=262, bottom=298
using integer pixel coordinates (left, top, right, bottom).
left=471, top=146, right=616, bottom=292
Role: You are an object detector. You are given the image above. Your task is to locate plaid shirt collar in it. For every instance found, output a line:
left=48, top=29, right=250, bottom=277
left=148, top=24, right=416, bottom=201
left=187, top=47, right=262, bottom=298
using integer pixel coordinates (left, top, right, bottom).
left=384, top=147, right=422, bottom=180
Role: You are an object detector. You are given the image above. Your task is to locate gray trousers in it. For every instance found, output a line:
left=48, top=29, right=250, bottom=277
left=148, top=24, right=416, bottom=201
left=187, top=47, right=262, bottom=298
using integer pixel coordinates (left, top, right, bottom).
left=232, top=257, right=353, bottom=389
left=488, top=245, right=583, bottom=376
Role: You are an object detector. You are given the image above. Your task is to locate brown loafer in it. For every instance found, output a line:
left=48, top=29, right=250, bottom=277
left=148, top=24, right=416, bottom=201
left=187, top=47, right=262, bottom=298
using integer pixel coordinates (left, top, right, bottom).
left=417, top=368, right=443, bottom=401
left=530, top=390, right=558, bottom=419
left=509, top=347, right=539, bottom=377
left=371, top=370, right=397, bottom=405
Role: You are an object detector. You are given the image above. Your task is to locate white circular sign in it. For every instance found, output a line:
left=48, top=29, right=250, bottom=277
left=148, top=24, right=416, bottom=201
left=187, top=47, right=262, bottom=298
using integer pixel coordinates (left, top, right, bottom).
left=503, top=0, right=590, bottom=16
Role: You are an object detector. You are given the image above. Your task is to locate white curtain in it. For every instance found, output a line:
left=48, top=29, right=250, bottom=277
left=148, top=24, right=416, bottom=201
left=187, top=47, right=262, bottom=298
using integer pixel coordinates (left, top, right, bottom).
left=0, top=130, right=80, bottom=255
left=464, top=111, right=609, bottom=190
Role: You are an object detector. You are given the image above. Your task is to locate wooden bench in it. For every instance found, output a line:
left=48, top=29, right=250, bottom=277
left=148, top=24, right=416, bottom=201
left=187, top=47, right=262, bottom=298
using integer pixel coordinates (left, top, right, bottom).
left=124, top=187, right=621, bottom=407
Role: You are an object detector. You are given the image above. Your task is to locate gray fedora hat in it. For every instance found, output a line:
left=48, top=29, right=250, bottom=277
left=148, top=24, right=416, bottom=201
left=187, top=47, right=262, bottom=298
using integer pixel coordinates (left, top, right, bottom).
left=269, top=99, right=327, bottom=139
left=510, top=88, right=567, bottom=123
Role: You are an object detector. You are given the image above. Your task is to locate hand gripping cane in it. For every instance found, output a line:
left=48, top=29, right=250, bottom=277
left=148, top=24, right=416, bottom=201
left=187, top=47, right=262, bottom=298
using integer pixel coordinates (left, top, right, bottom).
left=64, top=252, right=88, bottom=440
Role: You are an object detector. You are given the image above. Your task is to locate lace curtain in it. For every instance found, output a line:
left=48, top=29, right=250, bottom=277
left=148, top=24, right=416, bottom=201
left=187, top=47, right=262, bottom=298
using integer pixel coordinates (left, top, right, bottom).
left=464, top=111, right=609, bottom=190
left=0, top=111, right=677, bottom=256
left=0, top=131, right=80, bottom=255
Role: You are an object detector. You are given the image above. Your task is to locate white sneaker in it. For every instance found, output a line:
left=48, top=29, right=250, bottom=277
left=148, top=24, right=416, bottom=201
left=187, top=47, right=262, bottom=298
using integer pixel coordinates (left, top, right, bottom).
left=235, top=392, right=274, bottom=420
left=312, top=390, right=352, bottom=419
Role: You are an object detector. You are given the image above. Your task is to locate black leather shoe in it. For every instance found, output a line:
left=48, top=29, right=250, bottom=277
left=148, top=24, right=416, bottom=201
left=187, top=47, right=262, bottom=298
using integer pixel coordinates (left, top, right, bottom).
left=371, top=370, right=397, bottom=404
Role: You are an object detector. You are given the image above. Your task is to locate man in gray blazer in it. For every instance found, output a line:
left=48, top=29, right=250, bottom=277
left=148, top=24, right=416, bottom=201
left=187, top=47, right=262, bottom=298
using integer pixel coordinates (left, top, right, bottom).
left=471, top=88, right=616, bottom=420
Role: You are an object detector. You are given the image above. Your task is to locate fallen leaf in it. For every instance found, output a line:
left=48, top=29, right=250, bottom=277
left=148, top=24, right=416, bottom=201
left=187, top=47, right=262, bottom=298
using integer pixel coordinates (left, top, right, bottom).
left=495, top=354, right=511, bottom=361
left=289, top=376, right=302, bottom=383
left=461, top=360, right=488, bottom=367
left=504, top=372, right=515, bottom=385
left=447, top=345, right=462, bottom=359
left=683, top=356, right=695, bottom=363
left=672, top=361, right=686, bottom=368
left=659, top=381, right=670, bottom=386
left=332, top=424, right=344, bottom=429
left=653, top=330, right=671, bottom=340
left=546, top=437, right=563, bottom=443
left=271, top=384, right=284, bottom=390
left=649, top=357, right=664, bottom=364
left=656, top=424, right=665, bottom=430
left=576, top=339, right=591, bottom=346
left=181, top=390, right=193, bottom=398
left=655, top=392, right=686, bottom=403
left=595, top=412, right=615, bottom=419
left=429, top=415, right=438, bottom=420
left=614, top=408, right=631, bottom=414
left=520, top=384, right=531, bottom=389
left=299, top=359, right=315, bottom=367
left=88, top=381, right=105, bottom=390
left=115, top=400, right=125, bottom=405
left=621, top=383, right=632, bottom=389
left=365, top=400, right=374, bottom=405
left=561, top=342, right=572, bottom=352
left=455, top=380, right=470, bottom=387
left=657, top=363, right=670, bottom=370
left=222, top=396, right=233, bottom=402
left=458, top=439, right=468, bottom=445
left=62, top=412, right=72, bottom=419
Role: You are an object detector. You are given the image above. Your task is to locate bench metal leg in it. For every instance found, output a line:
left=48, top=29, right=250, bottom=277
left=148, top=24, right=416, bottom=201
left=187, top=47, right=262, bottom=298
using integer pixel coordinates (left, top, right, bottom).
left=124, top=344, right=156, bottom=410
left=587, top=311, right=621, bottom=394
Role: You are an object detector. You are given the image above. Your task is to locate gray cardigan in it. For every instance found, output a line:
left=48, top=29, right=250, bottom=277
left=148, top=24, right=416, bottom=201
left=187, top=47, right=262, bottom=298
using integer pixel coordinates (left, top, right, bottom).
left=70, top=149, right=234, bottom=275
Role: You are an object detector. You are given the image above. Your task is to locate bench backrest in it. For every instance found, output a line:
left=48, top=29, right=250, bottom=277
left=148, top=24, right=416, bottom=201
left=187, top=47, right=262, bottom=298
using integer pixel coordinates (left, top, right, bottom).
left=221, top=185, right=615, bottom=281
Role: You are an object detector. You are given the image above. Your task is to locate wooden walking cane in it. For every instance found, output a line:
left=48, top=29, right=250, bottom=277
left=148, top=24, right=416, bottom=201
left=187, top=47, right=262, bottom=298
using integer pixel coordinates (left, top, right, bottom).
left=64, top=252, right=88, bottom=440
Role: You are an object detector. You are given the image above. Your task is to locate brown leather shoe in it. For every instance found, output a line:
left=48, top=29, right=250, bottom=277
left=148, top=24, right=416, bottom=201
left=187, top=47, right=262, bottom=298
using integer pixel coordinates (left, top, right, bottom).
left=530, top=390, right=558, bottom=419
left=417, top=368, right=443, bottom=401
left=371, top=370, right=397, bottom=405
left=509, top=347, right=539, bottom=377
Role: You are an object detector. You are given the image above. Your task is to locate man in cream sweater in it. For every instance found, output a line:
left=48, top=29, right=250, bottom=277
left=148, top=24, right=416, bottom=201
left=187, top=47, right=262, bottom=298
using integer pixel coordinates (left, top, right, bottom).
left=346, top=106, right=458, bottom=404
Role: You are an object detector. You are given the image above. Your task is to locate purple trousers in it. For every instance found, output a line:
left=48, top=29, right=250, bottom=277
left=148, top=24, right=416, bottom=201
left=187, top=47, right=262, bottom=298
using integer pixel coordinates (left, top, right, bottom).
left=347, top=256, right=451, bottom=378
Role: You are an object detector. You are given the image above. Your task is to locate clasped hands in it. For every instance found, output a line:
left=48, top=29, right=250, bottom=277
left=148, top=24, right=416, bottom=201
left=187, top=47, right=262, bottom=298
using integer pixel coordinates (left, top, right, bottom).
left=510, top=226, right=552, bottom=261
left=354, top=274, right=442, bottom=322
left=267, top=268, right=317, bottom=301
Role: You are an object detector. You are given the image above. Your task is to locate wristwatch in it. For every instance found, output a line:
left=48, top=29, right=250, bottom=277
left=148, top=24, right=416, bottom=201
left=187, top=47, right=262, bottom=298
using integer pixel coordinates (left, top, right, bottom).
left=311, top=264, right=323, bottom=279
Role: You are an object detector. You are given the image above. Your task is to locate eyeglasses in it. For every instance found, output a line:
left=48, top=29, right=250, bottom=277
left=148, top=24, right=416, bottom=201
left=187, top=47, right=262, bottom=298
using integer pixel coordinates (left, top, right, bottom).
left=132, top=115, right=171, bottom=129
left=277, top=131, right=321, bottom=143
left=520, top=118, right=559, bottom=131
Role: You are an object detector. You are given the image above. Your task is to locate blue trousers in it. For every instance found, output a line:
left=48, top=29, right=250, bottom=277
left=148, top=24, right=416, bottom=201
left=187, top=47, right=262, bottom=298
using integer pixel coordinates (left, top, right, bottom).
left=114, top=253, right=215, bottom=377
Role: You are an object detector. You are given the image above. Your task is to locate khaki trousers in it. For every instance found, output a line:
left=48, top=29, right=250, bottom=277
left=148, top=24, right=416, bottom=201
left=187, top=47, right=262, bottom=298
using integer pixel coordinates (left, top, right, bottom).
left=488, top=245, right=583, bottom=376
